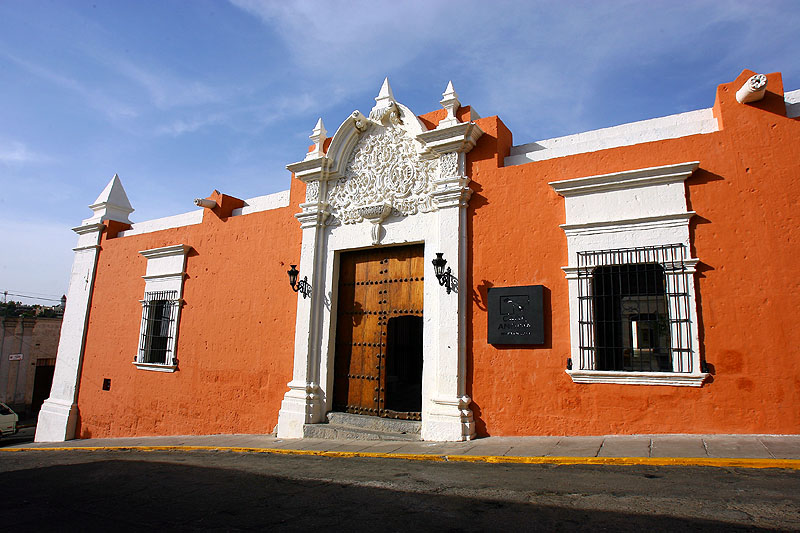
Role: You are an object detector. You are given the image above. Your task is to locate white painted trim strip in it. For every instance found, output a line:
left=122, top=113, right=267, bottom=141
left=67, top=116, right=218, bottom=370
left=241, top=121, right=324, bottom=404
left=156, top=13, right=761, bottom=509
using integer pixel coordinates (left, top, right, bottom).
left=785, top=89, right=800, bottom=119
left=117, top=190, right=291, bottom=237
left=120, top=210, right=203, bottom=237
left=232, top=190, right=290, bottom=216
left=506, top=109, right=717, bottom=166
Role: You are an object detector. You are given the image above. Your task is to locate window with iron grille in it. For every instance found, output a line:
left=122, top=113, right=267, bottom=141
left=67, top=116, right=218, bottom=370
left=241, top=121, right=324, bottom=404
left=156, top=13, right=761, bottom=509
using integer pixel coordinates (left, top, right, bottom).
left=576, top=244, right=694, bottom=373
left=138, top=290, right=179, bottom=366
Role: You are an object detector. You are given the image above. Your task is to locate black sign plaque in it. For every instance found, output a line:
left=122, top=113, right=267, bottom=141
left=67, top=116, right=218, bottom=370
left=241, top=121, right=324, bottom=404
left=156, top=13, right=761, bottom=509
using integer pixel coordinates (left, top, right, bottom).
left=487, top=285, right=544, bottom=345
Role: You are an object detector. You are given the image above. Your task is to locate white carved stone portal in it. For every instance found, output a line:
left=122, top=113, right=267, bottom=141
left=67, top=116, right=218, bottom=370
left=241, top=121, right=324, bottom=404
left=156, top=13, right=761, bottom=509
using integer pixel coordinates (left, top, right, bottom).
left=277, top=79, right=483, bottom=441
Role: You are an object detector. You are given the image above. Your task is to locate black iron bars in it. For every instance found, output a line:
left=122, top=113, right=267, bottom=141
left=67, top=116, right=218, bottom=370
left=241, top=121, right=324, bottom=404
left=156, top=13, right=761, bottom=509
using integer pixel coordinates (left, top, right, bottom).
left=432, top=252, right=457, bottom=294
left=287, top=264, right=312, bottom=299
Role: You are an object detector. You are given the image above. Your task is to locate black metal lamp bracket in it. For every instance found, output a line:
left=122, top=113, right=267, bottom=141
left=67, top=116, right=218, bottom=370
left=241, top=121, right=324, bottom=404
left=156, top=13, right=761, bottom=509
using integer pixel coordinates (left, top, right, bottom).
left=432, top=252, right=458, bottom=294
left=288, top=265, right=312, bottom=299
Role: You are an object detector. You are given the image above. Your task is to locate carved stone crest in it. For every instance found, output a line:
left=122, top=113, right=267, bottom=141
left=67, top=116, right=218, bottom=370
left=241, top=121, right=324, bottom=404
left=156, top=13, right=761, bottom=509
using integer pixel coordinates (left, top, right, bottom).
left=327, top=125, right=438, bottom=225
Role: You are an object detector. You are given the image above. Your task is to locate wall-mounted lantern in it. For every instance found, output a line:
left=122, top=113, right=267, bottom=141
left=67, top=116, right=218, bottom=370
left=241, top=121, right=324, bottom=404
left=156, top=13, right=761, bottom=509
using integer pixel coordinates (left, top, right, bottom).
left=432, top=252, right=457, bottom=294
left=287, top=264, right=312, bottom=299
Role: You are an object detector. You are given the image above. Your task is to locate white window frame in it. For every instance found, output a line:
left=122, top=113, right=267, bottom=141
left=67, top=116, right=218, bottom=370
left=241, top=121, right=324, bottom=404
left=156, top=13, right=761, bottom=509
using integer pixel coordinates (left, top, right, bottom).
left=550, top=162, right=709, bottom=387
left=134, top=244, right=191, bottom=373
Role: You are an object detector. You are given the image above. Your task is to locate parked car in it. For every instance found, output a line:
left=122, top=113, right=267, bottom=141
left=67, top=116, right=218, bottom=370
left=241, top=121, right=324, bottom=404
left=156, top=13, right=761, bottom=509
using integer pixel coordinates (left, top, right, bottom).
left=0, top=402, right=18, bottom=436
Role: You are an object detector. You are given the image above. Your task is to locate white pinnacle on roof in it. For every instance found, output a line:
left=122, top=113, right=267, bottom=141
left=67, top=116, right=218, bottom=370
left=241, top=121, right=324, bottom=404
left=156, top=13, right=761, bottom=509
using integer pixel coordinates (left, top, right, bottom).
left=370, top=77, right=402, bottom=124
left=86, top=173, right=134, bottom=224
left=438, top=80, right=461, bottom=129
left=305, top=117, right=328, bottom=160
left=442, top=80, right=458, bottom=102
left=375, top=77, right=395, bottom=104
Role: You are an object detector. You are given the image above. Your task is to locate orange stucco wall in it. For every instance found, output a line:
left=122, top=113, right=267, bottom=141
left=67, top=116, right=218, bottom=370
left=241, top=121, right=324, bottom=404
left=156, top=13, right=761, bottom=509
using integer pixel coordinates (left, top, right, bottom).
left=75, top=179, right=304, bottom=438
left=75, top=70, right=800, bottom=438
left=466, top=70, right=800, bottom=436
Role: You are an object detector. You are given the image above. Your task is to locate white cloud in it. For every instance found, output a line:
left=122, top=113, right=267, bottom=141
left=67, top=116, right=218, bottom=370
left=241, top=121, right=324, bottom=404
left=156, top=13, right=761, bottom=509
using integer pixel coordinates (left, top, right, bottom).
left=2, top=51, right=140, bottom=121
left=96, top=55, right=230, bottom=110
left=0, top=141, right=48, bottom=165
left=229, top=0, right=800, bottom=142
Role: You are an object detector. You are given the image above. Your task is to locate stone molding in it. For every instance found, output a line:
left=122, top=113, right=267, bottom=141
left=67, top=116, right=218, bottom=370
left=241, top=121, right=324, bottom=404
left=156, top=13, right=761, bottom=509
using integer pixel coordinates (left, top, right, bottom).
left=560, top=212, right=697, bottom=237
left=549, top=161, right=700, bottom=197
left=566, top=370, right=709, bottom=387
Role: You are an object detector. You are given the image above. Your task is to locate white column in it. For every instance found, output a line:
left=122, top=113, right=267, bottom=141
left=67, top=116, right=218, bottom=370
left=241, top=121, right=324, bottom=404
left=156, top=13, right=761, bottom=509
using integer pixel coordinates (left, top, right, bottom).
left=422, top=152, right=475, bottom=441
left=36, top=174, right=133, bottom=442
left=35, top=223, right=103, bottom=441
left=276, top=202, right=328, bottom=438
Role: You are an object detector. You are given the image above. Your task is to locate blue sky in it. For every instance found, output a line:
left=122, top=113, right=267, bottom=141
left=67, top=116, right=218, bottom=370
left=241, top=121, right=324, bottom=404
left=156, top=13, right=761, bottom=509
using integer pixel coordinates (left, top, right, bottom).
left=1, top=0, right=798, bottom=305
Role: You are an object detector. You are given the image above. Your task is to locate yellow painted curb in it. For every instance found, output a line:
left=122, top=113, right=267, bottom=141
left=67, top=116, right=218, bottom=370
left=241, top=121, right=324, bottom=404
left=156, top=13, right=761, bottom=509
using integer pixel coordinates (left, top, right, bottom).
left=2, top=445, right=800, bottom=470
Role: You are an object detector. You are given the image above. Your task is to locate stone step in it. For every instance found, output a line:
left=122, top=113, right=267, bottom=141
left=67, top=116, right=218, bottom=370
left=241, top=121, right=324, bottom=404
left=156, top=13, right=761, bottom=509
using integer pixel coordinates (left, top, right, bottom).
left=326, top=412, right=421, bottom=434
left=303, top=423, right=419, bottom=441
left=302, top=412, right=421, bottom=441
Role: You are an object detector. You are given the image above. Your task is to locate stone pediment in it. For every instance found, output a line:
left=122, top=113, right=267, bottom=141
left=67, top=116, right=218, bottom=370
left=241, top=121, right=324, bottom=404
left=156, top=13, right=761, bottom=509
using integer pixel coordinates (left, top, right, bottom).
left=287, top=78, right=484, bottom=230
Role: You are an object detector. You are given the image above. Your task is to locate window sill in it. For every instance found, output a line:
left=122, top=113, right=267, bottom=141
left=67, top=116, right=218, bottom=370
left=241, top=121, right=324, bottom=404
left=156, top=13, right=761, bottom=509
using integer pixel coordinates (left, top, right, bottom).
left=566, top=369, right=709, bottom=387
left=133, top=361, right=177, bottom=373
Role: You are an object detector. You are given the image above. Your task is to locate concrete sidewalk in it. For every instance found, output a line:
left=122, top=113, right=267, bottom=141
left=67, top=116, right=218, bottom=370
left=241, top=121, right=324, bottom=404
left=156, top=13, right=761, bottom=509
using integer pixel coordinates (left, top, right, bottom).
left=6, top=433, right=800, bottom=468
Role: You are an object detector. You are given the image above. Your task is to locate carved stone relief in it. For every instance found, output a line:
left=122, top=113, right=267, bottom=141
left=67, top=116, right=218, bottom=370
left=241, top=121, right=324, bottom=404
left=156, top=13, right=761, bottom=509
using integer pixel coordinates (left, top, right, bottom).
left=327, top=125, right=439, bottom=225
left=439, top=152, right=458, bottom=179
left=305, top=180, right=320, bottom=202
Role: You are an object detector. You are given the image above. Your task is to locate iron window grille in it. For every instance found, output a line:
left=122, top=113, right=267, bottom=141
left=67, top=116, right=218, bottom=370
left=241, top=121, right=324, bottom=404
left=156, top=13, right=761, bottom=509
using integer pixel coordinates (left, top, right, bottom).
left=138, top=290, right=179, bottom=366
left=576, top=244, right=693, bottom=373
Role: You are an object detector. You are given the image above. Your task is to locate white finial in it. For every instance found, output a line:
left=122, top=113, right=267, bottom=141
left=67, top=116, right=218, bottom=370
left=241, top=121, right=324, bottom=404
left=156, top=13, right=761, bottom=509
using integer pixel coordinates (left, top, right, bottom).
left=443, top=80, right=458, bottom=101
left=370, top=77, right=400, bottom=125
left=375, top=77, right=395, bottom=103
left=305, top=118, right=328, bottom=160
left=437, top=80, right=461, bottom=129
left=86, top=174, right=134, bottom=224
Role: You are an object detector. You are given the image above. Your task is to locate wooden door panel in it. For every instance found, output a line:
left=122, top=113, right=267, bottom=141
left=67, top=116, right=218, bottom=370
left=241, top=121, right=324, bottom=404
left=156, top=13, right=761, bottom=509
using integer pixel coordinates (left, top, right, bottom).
left=383, top=245, right=424, bottom=418
left=334, top=244, right=423, bottom=418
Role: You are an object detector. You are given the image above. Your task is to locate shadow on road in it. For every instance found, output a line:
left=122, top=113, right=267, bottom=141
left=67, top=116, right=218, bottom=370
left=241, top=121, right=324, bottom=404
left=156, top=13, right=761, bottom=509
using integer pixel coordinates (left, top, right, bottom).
left=0, top=456, right=783, bottom=531
left=0, top=426, right=35, bottom=448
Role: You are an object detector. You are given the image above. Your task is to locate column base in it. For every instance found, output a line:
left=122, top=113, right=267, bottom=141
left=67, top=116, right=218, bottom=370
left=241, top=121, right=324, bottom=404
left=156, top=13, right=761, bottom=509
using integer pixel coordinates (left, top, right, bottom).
left=276, top=381, right=325, bottom=439
left=35, top=398, right=79, bottom=442
left=421, top=396, right=475, bottom=441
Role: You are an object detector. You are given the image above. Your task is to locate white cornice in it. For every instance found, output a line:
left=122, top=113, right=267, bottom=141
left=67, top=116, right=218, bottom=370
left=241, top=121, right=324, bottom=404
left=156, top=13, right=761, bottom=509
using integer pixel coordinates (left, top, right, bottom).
left=72, top=244, right=101, bottom=252
left=72, top=222, right=106, bottom=235
left=560, top=212, right=696, bottom=236
left=566, top=370, right=709, bottom=387
left=550, top=161, right=700, bottom=197
left=563, top=258, right=700, bottom=277
left=295, top=206, right=329, bottom=229
left=139, top=244, right=191, bottom=260
left=286, top=157, right=328, bottom=182
left=417, top=122, right=484, bottom=158
left=133, top=361, right=177, bottom=373
left=141, top=273, right=186, bottom=282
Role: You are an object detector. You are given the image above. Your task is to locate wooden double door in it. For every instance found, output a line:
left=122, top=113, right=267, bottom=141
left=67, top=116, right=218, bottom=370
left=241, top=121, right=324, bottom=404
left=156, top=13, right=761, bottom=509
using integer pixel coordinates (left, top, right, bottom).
left=333, top=244, right=424, bottom=420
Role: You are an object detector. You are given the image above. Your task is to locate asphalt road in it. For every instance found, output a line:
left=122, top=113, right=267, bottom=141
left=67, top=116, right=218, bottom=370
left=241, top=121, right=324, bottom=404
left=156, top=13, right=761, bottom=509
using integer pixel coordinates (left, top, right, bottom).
left=1, top=448, right=799, bottom=531
left=0, top=425, right=35, bottom=448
